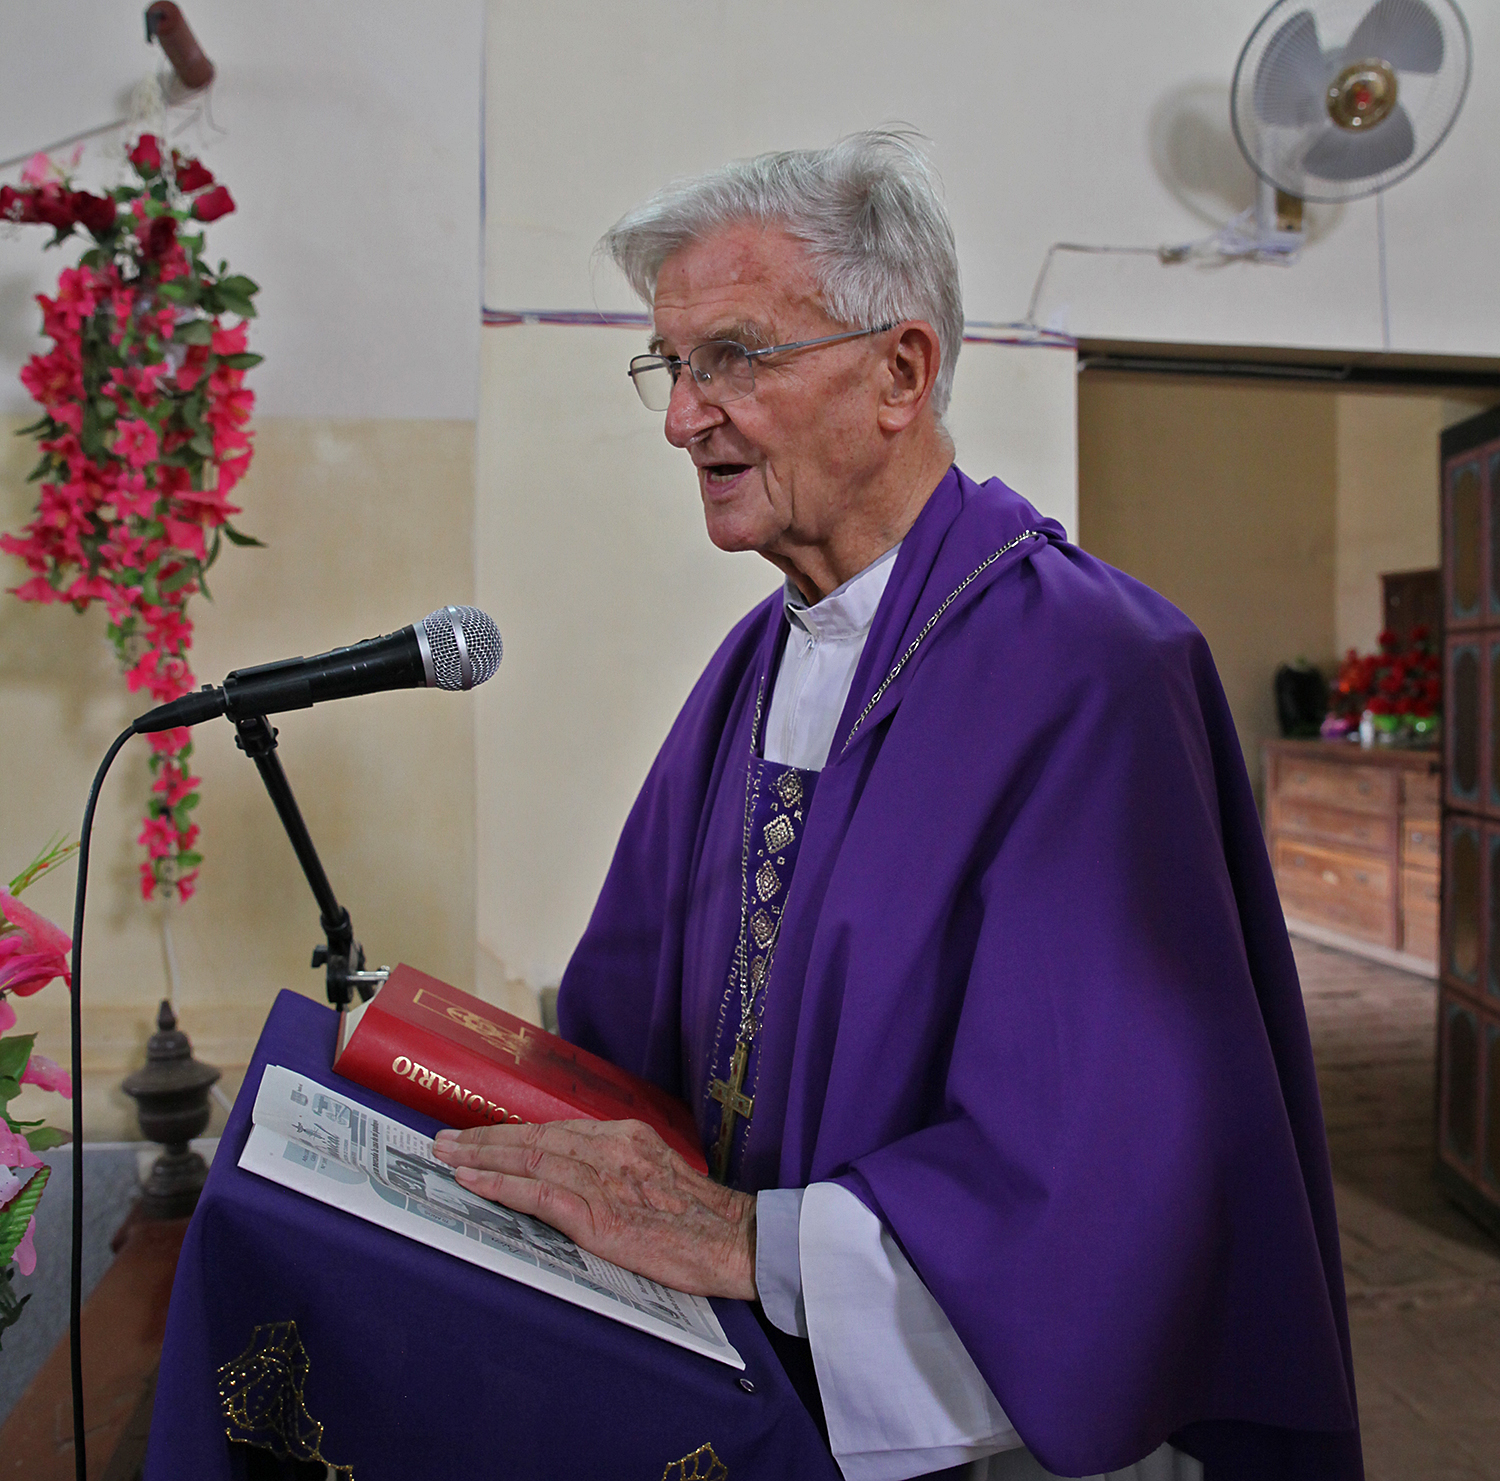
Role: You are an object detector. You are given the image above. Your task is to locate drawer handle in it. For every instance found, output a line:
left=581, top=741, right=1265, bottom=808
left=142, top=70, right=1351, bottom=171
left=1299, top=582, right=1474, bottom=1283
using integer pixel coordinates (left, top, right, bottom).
left=1354, top=871, right=1369, bottom=884
left=1357, top=781, right=1371, bottom=794
left=1412, top=831, right=1427, bottom=845
left=1322, top=869, right=1339, bottom=884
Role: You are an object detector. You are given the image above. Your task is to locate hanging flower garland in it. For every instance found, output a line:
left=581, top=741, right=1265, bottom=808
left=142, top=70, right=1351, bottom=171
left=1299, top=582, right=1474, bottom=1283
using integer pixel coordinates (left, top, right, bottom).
left=0, top=135, right=263, bottom=902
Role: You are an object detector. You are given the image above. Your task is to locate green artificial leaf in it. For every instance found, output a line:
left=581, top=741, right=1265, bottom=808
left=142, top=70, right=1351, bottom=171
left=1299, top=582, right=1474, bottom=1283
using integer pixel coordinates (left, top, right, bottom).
left=157, top=281, right=191, bottom=303
left=219, top=353, right=263, bottom=370
left=217, top=274, right=260, bottom=298
left=157, top=565, right=199, bottom=596
left=175, top=852, right=203, bottom=869
left=24, top=1127, right=69, bottom=1153
left=14, top=416, right=50, bottom=437
left=92, top=396, right=116, bottom=425
left=0, top=1036, right=36, bottom=1086
left=1, top=1261, right=33, bottom=1349
left=198, top=570, right=214, bottom=602
left=189, top=429, right=215, bottom=457
left=0, top=1164, right=50, bottom=1271
left=221, top=523, right=266, bottom=549
left=25, top=454, right=50, bottom=484
left=217, top=292, right=256, bottom=320
left=174, top=318, right=214, bottom=346
left=0, top=1080, right=20, bottom=1112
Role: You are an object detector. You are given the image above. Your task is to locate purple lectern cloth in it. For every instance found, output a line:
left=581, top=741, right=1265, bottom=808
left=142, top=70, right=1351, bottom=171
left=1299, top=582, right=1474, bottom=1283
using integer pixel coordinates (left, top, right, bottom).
left=558, top=467, right=1363, bottom=1480
left=145, top=989, right=839, bottom=1481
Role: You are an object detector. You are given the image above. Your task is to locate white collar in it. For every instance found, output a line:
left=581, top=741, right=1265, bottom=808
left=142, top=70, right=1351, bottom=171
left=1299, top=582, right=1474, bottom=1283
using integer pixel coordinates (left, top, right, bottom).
left=784, top=544, right=901, bottom=642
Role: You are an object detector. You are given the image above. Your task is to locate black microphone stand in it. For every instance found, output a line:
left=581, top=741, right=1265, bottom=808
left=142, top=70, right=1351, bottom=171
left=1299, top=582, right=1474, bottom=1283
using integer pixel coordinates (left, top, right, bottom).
left=232, top=714, right=387, bottom=1008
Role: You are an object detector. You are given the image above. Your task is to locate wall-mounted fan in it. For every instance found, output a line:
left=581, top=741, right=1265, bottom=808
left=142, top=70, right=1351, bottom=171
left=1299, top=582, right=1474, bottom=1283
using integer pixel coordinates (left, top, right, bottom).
left=1231, top=0, right=1471, bottom=204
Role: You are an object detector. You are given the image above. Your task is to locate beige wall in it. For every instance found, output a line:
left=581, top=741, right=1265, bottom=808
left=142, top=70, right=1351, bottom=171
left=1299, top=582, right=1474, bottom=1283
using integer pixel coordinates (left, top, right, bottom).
left=2, top=416, right=476, bottom=1140
left=1077, top=376, right=1338, bottom=779
left=1333, top=393, right=1444, bottom=657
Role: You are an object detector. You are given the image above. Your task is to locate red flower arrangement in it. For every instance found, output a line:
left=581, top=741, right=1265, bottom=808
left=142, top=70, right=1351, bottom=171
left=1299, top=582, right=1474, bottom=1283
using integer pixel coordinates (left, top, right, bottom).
left=1, top=138, right=263, bottom=901
left=1329, top=626, right=1442, bottom=723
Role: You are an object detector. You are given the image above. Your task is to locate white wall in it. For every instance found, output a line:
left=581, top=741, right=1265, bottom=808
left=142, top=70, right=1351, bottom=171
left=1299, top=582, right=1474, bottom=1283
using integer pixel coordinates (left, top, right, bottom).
left=485, top=0, right=1497, bottom=357
left=0, top=0, right=482, bottom=418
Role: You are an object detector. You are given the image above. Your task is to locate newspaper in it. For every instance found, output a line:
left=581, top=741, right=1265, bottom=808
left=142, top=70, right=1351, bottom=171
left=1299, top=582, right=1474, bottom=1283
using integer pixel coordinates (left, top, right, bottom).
left=239, top=1064, right=743, bottom=1369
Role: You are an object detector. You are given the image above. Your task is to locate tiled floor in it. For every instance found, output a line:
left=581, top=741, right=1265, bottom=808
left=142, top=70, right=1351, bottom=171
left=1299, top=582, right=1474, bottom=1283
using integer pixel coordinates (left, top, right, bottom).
left=1295, top=937, right=1500, bottom=1480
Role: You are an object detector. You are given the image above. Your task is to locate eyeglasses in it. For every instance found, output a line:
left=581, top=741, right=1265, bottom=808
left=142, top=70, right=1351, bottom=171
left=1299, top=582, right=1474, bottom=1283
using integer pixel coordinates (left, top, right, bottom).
left=628, top=322, right=898, bottom=412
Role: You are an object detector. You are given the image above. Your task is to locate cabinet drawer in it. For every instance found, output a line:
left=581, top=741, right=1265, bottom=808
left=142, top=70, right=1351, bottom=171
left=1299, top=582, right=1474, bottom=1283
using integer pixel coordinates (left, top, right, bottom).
left=1402, top=819, right=1442, bottom=868
left=1274, top=839, right=1396, bottom=947
left=1400, top=868, right=1440, bottom=963
left=1271, top=796, right=1397, bottom=853
left=1273, top=758, right=1397, bottom=816
left=1404, top=770, right=1441, bottom=810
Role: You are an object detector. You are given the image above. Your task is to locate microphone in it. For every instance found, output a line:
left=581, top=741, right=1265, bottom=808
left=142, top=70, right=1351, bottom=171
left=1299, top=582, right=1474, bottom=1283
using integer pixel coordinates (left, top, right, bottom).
left=132, top=605, right=502, bottom=734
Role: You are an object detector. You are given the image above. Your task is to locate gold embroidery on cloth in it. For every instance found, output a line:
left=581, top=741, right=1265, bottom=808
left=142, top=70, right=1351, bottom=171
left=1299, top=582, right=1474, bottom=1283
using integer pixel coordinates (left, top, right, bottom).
left=217, top=1319, right=353, bottom=1479
left=663, top=1441, right=729, bottom=1481
left=762, top=814, right=795, bottom=853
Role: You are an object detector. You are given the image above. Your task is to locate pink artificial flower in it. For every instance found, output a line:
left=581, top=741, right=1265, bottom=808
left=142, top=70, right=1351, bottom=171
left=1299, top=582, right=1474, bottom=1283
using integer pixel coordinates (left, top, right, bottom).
left=11, top=1217, right=37, bottom=1276
left=113, top=418, right=159, bottom=470
left=21, top=1053, right=71, bottom=1097
left=161, top=517, right=207, bottom=560
left=20, top=348, right=83, bottom=407
left=0, top=996, right=16, bottom=1033
left=151, top=763, right=200, bottom=808
left=19, top=152, right=56, bottom=187
left=148, top=727, right=191, bottom=756
left=0, top=890, right=72, bottom=997
left=137, top=814, right=179, bottom=860
left=210, top=323, right=247, bottom=356
left=0, top=1125, right=42, bottom=1172
left=175, top=872, right=198, bottom=904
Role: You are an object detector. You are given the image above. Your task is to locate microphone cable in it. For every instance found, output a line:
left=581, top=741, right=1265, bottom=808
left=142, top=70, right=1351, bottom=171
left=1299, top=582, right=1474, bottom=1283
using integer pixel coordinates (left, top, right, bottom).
left=67, top=723, right=136, bottom=1481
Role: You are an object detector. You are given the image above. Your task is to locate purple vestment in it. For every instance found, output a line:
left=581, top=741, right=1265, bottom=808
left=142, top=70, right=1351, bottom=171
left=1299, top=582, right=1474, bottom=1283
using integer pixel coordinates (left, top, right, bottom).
left=558, top=467, right=1362, bottom=1480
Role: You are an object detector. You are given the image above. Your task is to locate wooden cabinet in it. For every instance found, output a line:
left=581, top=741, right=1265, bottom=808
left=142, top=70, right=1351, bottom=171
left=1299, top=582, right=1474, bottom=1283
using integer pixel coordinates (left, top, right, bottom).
left=1263, top=739, right=1439, bottom=972
left=1437, top=405, right=1500, bottom=1240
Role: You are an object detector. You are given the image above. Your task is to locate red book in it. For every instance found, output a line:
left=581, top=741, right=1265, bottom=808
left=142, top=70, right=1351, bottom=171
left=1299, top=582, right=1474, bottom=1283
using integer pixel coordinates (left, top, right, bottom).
left=332, top=963, right=707, bottom=1174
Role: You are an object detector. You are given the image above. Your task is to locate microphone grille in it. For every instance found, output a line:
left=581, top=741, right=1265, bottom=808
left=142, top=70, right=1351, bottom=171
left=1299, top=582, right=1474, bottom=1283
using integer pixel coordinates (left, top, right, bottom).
left=422, top=605, right=503, bottom=691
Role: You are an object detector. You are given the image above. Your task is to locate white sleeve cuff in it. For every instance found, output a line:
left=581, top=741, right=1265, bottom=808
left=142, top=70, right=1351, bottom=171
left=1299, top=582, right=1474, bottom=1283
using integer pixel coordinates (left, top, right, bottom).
left=800, top=1181, right=1024, bottom=1481
left=754, top=1186, right=807, bottom=1337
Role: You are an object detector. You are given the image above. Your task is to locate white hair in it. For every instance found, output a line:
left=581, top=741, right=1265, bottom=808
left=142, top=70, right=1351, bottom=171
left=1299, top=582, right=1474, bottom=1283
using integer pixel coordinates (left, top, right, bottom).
left=599, top=129, right=963, bottom=418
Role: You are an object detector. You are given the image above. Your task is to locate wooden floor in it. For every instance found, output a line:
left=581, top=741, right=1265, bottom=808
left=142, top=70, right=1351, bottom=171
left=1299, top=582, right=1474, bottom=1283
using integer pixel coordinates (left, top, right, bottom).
left=1296, top=937, right=1500, bottom=1480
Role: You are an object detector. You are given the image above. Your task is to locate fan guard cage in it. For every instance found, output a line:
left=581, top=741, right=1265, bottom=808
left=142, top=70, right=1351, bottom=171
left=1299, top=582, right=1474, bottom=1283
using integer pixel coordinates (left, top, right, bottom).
left=1231, top=0, right=1471, bottom=203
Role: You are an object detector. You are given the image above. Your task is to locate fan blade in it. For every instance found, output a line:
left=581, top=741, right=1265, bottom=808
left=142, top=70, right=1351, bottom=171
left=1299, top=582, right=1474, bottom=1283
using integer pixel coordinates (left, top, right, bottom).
left=1345, top=0, right=1444, bottom=73
left=1253, top=9, right=1331, bottom=127
left=1303, top=102, right=1416, bottom=179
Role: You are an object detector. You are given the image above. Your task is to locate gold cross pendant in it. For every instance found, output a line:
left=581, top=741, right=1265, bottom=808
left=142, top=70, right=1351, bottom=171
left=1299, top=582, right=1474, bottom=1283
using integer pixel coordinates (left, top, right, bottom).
left=708, top=1041, right=754, bottom=1182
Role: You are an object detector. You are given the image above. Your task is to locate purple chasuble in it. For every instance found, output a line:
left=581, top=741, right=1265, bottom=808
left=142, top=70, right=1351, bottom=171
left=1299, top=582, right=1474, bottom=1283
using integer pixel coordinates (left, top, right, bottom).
left=558, top=467, right=1363, bottom=1480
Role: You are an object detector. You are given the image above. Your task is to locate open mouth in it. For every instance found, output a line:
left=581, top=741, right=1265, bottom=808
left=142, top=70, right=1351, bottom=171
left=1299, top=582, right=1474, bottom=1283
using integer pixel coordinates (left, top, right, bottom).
left=702, top=463, right=751, bottom=486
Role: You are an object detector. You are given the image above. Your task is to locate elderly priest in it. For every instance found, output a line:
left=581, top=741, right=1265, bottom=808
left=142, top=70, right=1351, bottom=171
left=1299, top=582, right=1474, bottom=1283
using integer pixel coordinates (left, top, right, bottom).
left=434, top=132, right=1363, bottom=1481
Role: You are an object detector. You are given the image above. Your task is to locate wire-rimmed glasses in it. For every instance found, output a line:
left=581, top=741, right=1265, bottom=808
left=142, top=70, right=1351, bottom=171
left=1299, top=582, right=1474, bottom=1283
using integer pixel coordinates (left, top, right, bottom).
left=628, top=322, right=898, bottom=412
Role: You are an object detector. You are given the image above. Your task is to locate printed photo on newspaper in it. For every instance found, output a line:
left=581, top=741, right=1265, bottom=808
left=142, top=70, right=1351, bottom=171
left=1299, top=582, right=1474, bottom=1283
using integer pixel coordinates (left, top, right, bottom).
left=239, top=1063, right=744, bottom=1369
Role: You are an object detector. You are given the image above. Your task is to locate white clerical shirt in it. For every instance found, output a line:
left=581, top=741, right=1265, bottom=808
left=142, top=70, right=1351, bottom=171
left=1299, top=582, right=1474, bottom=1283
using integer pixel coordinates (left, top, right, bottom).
left=754, top=549, right=1200, bottom=1481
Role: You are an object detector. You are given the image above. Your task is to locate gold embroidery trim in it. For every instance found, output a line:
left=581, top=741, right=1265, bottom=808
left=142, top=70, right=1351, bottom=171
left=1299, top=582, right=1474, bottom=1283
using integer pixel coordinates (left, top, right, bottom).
left=663, top=1440, right=730, bottom=1481
left=218, top=1319, right=354, bottom=1479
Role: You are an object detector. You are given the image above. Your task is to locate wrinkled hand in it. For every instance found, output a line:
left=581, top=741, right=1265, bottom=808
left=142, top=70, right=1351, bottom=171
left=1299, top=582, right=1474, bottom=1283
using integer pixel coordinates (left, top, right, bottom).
left=430, top=1119, right=757, bottom=1299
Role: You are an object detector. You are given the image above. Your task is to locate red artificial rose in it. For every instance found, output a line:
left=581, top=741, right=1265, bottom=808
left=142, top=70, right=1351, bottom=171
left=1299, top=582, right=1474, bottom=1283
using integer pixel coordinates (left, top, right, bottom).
left=70, top=190, right=116, bottom=237
left=130, top=134, right=162, bottom=175
left=173, top=154, right=215, bottom=192
left=191, top=185, right=235, bottom=222
left=0, top=183, right=40, bottom=224
left=33, top=185, right=76, bottom=231
left=144, top=215, right=177, bottom=258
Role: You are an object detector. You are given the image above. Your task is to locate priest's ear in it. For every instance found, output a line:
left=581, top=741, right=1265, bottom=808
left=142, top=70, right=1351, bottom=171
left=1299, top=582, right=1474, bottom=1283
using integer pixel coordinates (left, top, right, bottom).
left=875, top=321, right=942, bottom=434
